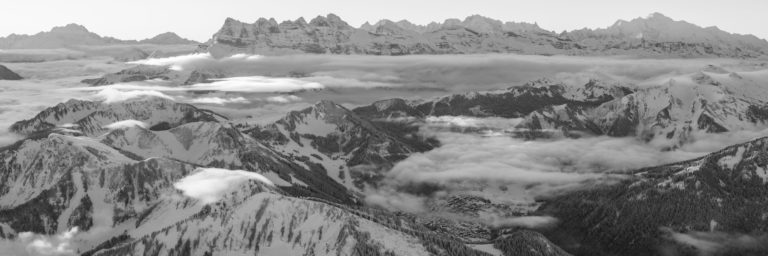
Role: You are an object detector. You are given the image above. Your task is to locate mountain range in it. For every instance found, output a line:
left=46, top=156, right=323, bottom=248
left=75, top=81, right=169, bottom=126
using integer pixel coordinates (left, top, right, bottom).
left=0, top=23, right=199, bottom=49
left=3, top=13, right=767, bottom=59
left=0, top=95, right=563, bottom=255
left=5, top=61, right=768, bottom=254
left=4, top=11, right=768, bottom=256
left=207, top=13, right=768, bottom=57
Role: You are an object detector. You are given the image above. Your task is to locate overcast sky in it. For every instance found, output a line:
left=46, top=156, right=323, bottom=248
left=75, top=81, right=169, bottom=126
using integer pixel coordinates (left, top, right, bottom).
left=1, top=0, right=766, bottom=42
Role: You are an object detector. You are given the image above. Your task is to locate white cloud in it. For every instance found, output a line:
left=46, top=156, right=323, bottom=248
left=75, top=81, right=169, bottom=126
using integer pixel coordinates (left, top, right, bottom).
left=102, top=120, right=147, bottom=130
left=189, top=96, right=250, bottom=105
left=93, top=88, right=174, bottom=104
left=385, top=132, right=698, bottom=186
left=128, top=53, right=215, bottom=71
left=225, top=54, right=264, bottom=62
left=193, top=76, right=324, bottom=93
left=174, top=168, right=274, bottom=204
left=266, top=95, right=302, bottom=103
left=128, top=53, right=265, bottom=72
left=69, top=76, right=324, bottom=94
left=365, top=189, right=427, bottom=213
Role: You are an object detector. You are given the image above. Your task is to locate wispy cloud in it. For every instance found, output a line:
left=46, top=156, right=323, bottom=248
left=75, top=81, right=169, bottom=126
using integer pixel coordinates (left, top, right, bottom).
left=103, top=120, right=148, bottom=130
left=189, top=96, right=250, bottom=105
left=266, top=95, right=302, bottom=103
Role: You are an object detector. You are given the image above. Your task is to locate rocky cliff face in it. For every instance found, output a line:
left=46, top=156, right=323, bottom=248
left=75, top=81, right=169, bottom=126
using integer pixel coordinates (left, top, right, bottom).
left=207, top=13, right=768, bottom=57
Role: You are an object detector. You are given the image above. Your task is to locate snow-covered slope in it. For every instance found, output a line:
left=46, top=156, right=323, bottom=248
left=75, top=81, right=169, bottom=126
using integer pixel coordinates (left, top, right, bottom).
left=243, top=100, right=436, bottom=191
left=0, top=132, right=198, bottom=251
left=101, top=122, right=246, bottom=167
left=89, top=184, right=438, bottom=256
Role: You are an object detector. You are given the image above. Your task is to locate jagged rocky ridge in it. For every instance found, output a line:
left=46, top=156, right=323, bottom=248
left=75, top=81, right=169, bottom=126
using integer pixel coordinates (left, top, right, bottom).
left=208, top=13, right=768, bottom=57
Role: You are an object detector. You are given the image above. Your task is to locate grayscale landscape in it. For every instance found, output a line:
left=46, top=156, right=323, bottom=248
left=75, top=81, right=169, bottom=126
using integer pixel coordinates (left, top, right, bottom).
left=1, top=1, right=768, bottom=255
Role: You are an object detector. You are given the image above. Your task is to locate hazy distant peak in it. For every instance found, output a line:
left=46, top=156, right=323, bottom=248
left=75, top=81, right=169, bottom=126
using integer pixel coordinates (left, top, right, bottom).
left=50, top=23, right=90, bottom=33
left=140, top=32, right=199, bottom=45
left=645, top=12, right=672, bottom=20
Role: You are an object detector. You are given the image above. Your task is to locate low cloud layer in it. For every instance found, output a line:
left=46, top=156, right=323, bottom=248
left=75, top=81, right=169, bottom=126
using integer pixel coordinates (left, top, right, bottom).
left=0, top=228, right=79, bottom=256
left=174, top=168, right=274, bottom=203
left=365, top=115, right=768, bottom=229
left=385, top=132, right=697, bottom=186
left=125, top=53, right=762, bottom=96
left=485, top=215, right=559, bottom=229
